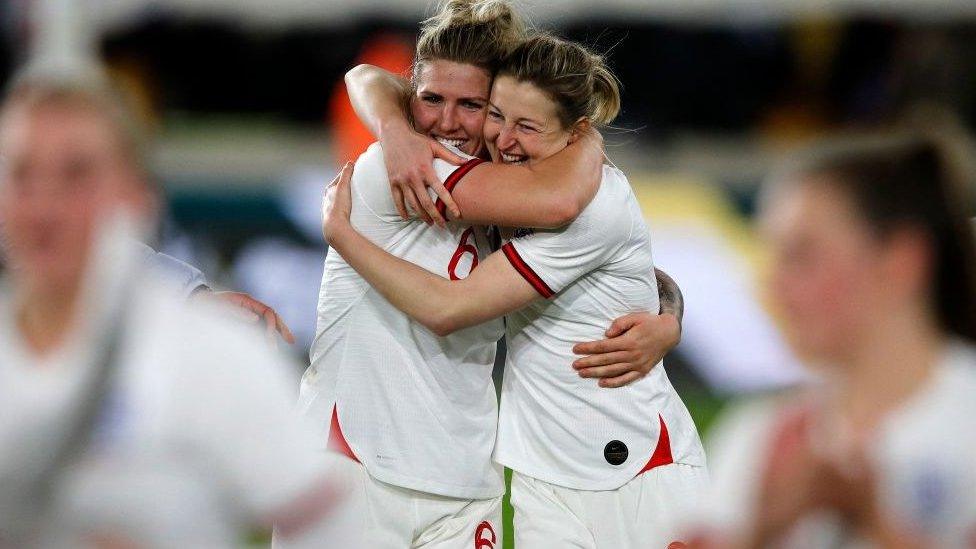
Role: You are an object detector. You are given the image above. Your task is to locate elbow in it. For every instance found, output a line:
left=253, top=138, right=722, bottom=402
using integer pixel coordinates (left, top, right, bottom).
left=424, top=303, right=467, bottom=337
left=344, top=64, right=375, bottom=87
left=427, top=314, right=462, bottom=337
left=547, top=196, right=583, bottom=228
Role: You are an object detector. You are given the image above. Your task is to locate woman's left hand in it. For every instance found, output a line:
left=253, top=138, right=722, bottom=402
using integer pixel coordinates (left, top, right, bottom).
left=322, top=162, right=355, bottom=245
left=572, top=312, right=681, bottom=388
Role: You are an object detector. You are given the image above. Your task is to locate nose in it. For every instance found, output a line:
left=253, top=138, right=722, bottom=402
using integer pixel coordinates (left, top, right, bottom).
left=438, top=105, right=458, bottom=133
left=496, top=125, right=517, bottom=151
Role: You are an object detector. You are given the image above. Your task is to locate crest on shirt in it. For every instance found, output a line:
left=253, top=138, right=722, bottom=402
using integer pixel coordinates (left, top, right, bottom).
left=513, top=227, right=535, bottom=238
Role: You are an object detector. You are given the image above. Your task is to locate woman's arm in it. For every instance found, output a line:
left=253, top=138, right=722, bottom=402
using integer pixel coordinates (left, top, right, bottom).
left=323, top=163, right=539, bottom=336
left=655, top=267, right=685, bottom=324
left=571, top=268, right=684, bottom=388
left=344, top=64, right=604, bottom=230
left=444, top=133, right=604, bottom=228
left=345, top=64, right=464, bottom=226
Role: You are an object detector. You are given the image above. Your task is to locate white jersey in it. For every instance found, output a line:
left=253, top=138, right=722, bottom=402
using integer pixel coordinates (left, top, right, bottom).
left=302, top=143, right=505, bottom=499
left=699, top=340, right=976, bottom=547
left=0, top=247, right=329, bottom=547
left=494, top=165, right=705, bottom=491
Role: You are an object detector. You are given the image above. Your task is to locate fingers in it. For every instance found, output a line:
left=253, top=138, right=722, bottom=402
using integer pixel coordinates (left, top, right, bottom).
left=424, top=164, right=460, bottom=220
left=262, top=307, right=278, bottom=349
left=324, top=170, right=342, bottom=194
left=430, top=139, right=466, bottom=165
left=215, top=291, right=296, bottom=346
left=391, top=186, right=409, bottom=220
left=403, top=189, right=433, bottom=225
left=572, top=350, right=636, bottom=370
left=410, top=178, right=445, bottom=228
left=598, top=370, right=645, bottom=389
left=228, top=305, right=261, bottom=323
left=324, top=163, right=351, bottom=205
left=332, top=162, right=353, bottom=205
left=338, top=161, right=354, bottom=186
left=576, top=361, right=634, bottom=379
left=572, top=335, right=631, bottom=356
left=275, top=313, right=297, bottom=345
left=605, top=313, right=643, bottom=338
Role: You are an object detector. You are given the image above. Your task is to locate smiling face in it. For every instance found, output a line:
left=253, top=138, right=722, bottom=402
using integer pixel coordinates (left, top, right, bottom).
left=409, top=59, right=492, bottom=157
left=483, top=75, right=576, bottom=166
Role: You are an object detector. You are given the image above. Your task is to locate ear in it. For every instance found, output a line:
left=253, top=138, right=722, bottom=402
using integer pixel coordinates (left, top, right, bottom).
left=567, top=118, right=591, bottom=145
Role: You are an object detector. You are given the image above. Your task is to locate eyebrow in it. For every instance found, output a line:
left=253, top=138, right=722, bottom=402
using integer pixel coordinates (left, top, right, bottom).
left=489, top=102, right=543, bottom=127
left=420, top=90, right=488, bottom=104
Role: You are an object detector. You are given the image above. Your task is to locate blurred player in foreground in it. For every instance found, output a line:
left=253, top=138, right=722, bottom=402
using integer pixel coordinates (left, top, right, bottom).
left=691, top=134, right=976, bottom=548
left=323, top=33, right=706, bottom=548
left=0, top=73, right=349, bottom=547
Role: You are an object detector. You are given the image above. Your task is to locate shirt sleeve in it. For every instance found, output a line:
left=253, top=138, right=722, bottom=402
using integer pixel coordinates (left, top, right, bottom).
left=135, top=242, right=209, bottom=297
left=501, top=187, right=631, bottom=297
left=432, top=157, right=485, bottom=218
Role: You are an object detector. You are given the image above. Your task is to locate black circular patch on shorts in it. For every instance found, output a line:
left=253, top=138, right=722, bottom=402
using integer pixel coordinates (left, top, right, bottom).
left=604, top=440, right=628, bottom=465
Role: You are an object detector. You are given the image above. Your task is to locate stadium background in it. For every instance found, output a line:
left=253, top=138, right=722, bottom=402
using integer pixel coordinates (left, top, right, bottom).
left=3, top=1, right=976, bottom=547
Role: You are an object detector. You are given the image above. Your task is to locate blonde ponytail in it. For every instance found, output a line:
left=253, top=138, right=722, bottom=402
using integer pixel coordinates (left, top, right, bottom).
left=588, top=57, right=621, bottom=126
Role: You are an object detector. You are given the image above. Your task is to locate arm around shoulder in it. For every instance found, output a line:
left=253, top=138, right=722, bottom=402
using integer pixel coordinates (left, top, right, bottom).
left=449, top=131, right=605, bottom=229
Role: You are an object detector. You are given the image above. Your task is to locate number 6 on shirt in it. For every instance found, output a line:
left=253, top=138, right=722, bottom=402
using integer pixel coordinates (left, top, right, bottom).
left=448, top=227, right=480, bottom=280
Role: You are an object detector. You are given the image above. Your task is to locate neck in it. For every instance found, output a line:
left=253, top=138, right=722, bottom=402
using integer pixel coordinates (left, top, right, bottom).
left=16, top=278, right=82, bottom=356
left=828, top=306, right=944, bottom=436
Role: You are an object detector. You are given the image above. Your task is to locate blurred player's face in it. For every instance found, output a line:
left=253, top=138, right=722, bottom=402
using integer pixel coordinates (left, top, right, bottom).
left=410, top=60, right=491, bottom=157
left=763, top=177, right=896, bottom=365
left=0, top=101, right=149, bottom=294
left=484, top=75, right=576, bottom=166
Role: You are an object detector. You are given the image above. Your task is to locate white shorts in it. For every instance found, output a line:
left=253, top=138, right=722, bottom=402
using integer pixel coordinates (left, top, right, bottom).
left=280, top=453, right=503, bottom=549
left=511, top=463, right=708, bottom=549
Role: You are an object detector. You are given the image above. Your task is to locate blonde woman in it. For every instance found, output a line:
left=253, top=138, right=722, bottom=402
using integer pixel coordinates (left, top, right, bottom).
left=303, top=3, right=681, bottom=547
left=322, top=34, right=707, bottom=548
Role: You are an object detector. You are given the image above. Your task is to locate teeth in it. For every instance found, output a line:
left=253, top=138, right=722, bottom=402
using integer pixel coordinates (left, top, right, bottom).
left=436, top=137, right=466, bottom=148
left=501, top=153, right=526, bottom=164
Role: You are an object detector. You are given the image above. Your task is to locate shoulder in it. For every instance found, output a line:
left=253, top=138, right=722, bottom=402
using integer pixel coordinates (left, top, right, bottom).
left=352, top=142, right=390, bottom=185
left=349, top=142, right=401, bottom=218
left=574, top=166, right=639, bottom=236
left=597, top=165, right=638, bottom=209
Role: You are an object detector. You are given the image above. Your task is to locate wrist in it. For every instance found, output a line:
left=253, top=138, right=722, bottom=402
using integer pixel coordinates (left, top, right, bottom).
left=378, top=116, right=411, bottom=142
left=324, top=219, right=353, bottom=248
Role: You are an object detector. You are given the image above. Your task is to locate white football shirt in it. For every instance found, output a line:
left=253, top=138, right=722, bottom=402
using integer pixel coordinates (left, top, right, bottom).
left=699, top=340, right=976, bottom=547
left=302, top=143, right=506, bottom=499
left=0, top=259, right=330, bottom=547
left=494, top=164, right=706, bottom=491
